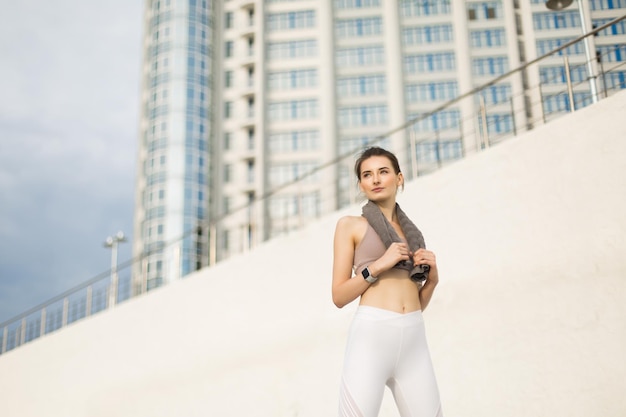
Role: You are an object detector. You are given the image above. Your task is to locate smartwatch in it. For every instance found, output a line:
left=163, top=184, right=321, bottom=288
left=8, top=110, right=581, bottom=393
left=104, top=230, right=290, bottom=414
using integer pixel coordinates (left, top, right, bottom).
left=362, top=266, right=378, bottom=284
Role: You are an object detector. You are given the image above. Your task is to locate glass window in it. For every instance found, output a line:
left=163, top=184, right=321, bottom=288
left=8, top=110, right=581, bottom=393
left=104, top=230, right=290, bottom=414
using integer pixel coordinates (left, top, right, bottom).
left=268, top=161, right=320, bottom=186
left=225, top=40, right=234, bottom=57
left=267, top=40, right=317, bottom=60
left=223, top=164, right=232, bottom=182
left=335, top=17, right=383, bottom=38
left=404, top=52, right=456, bottom=73
left=224, top=132, right=232, bottom=150
left=400, top=0, right=451, bottom=17
left=268, top=99, right=318, bottom=121
left=409, top=110, right=460, bottom=132
left=535, top=38, right=584, bottom=56
left=480, top=84, right=512, bottom=105
left=469, top=29, right=506, bottom=48
left=590, top=0, right=626, bottom=10
left=472, top=57, right=508, bottom=76
left=593, top=18, right=626, bottom=36
left=335, top=0, right=381, bottom=9
left=402, top=24, right=453, bottom=45
left=337, top=74, right=386, bottom=96
left=405, top=81, right=458, bottom=102
left=596, top=44, right=626, bottom=62
left=225, top=70, right=233, bottom=88
left=267, top=10, right=316, bottom=31
left=540, top=65, right=587, bottom=84
left=338, top=104, right=388, bottom=127
left=268, top=130, right=320, bottom=152
left=533, top=11, right=579, bottom=30
left=268, top=69, right=317, bottom=90
left=466, top=2, right=503, bottom=20
left=225, top=11, right=233, bottom=28
left=224, top=101, right=233, bottom=118
left=336, top=45, right=385, bottom=67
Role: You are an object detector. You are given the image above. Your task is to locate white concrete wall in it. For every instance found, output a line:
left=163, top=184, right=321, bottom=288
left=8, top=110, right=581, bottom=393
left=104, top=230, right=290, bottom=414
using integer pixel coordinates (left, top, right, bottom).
left=1, top=91, right=625, bottom=417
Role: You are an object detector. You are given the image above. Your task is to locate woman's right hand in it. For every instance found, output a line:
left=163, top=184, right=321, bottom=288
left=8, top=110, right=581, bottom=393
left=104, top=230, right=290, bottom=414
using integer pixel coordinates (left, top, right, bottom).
left=372, top=242, right=411, bottom=275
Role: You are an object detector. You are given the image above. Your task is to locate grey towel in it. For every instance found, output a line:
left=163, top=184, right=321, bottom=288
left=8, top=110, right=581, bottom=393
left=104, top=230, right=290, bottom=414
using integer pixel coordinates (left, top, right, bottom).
left=362, top=200, right=429, bottom=282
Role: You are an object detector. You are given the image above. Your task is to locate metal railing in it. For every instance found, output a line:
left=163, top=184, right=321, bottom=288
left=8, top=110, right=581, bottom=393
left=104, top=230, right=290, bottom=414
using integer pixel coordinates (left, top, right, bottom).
left=2, top=13, right=625, bottom=356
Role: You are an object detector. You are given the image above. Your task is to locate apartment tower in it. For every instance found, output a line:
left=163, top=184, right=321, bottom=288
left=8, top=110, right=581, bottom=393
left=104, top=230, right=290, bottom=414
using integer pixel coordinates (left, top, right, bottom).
left=133, top=0, right=626, bottom=291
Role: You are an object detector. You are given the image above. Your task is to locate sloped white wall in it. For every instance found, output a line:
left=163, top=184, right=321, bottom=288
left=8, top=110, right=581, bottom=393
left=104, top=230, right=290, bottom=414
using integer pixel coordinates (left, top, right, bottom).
left=1, top=91, right=625, bottom=417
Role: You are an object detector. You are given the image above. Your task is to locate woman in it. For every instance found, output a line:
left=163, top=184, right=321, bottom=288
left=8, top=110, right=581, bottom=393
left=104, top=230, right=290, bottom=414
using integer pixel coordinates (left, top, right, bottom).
left=332, top=146, right=443, bottom=417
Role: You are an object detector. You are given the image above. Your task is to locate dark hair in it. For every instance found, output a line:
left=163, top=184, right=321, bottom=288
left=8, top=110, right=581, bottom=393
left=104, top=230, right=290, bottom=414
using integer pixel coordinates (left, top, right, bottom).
left=354, top=146, right=402, bottom=181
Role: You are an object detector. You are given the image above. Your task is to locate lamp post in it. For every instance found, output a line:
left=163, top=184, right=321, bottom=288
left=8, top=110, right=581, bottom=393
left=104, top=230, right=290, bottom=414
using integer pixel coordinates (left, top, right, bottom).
left=104, top=231, right=127, bottom=308
left=546, top=0, right=599, bottom=104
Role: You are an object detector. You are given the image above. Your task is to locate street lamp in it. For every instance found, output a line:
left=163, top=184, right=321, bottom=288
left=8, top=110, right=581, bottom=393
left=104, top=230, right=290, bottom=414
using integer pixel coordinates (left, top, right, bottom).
left=546, top=0, right=599, bottom=104
left=104, top=231, right=127, bottom=308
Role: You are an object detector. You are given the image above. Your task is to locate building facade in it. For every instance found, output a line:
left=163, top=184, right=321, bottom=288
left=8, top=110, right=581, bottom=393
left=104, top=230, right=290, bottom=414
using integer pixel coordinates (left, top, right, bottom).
left=133, top=0, right=626, bottom=292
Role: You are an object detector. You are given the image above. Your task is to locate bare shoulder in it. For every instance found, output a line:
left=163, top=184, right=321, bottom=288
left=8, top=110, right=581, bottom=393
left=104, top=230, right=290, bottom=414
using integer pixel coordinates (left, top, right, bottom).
left=335, top=215, right=368, bottom=240
left=336, top=215, right=366, bottom=229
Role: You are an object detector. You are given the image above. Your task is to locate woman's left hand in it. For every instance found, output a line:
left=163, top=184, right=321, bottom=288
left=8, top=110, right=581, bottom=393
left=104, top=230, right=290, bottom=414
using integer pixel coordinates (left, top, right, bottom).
left=412, top=248, right=439, bottom=285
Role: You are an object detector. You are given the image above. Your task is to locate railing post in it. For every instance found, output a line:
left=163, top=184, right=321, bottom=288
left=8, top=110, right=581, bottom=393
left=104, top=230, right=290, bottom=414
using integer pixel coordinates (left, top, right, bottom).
left=86, top=285, right=92, bottom=317
left=40, top=307, right=47, bottom=338
left=510, top=97, right=517, bottom=137
left=2, top=325, right=7, bottom=354
left=479, top=96, right=490, bottom=149
left=20, top=317, right=26, bottom=345
left=62, top=297, right=69, bottom=327
left=564, top=56, right=575, bottom=112
left=597, top=52, right=608, bottom=99
left=538, top=83, right=547, bottom=124
left=209, top=223, right=217, bottom=266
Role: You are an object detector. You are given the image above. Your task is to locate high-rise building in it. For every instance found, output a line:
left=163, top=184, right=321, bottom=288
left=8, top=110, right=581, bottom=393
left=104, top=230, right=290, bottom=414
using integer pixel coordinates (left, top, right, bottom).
left=133, top=0, right=626, bottom=292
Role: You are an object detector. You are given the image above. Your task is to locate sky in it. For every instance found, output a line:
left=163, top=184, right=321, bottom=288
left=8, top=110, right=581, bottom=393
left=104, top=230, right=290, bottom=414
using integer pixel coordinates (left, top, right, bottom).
left=0, top=1, right=143, bottom=323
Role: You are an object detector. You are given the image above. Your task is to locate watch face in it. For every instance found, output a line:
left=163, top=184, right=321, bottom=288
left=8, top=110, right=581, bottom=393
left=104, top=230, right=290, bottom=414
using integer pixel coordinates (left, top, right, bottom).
left=363, top=268, right=370, bottom=279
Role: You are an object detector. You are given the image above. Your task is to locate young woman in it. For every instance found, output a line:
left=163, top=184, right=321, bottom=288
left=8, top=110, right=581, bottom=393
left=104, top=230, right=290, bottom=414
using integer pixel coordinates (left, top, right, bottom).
left=332, top=147, right=443, bottom=417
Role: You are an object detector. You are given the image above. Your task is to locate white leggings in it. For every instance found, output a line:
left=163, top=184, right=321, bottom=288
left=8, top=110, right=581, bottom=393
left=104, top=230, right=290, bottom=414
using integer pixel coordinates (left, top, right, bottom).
left=339, top=306, right=443, bottom=417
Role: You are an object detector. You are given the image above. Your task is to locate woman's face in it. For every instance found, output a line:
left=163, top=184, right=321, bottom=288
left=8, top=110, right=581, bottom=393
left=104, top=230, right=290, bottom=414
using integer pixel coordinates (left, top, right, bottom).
left=358, top=155, right=403, bottom=201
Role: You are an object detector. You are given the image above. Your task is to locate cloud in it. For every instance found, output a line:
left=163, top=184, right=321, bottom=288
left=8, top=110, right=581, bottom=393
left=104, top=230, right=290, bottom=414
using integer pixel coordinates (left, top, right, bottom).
left=0, top=0, right=142, bottom=323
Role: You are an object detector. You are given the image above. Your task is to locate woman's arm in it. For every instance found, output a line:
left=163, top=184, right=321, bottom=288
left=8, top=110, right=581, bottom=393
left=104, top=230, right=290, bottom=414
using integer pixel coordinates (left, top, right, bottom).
left=331, top=217, right=371, bottom=308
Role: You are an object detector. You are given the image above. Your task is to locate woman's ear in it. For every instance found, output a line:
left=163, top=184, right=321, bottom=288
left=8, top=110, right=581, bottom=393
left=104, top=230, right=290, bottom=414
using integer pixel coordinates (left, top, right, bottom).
left=397, top=172, right=404, bottom=190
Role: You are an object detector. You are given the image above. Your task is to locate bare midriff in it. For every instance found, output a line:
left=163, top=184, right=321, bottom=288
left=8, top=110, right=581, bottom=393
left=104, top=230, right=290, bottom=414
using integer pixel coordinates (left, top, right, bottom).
left=359, top=269, right=422, bottom=314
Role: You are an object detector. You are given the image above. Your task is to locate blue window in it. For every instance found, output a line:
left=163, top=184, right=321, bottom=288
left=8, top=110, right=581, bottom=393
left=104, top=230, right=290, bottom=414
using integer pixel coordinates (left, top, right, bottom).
left=481, top=85, right=512, bottom=105
left=337, top=75, right=386, bottom=96
left=593, top=18, right=626, bottom=36
left=336, top=46, right=385, bottom=67
left=540, top=65, right=587, bottom=84
left=267, top=10, right=316, bottom=31
left=536, top=38, right=584, bottom=56
left=406, top=81, right=458, bottom=102
left=472, top=57, right=508, bottom=76
left=410, top=110, right=460, bottom=132
left=335, top=17, right=383, bottom=38
left=403, top=24, right=453, bottom=45
left=400, top=0, right=451, bottom=17
left=533, top=12, right=580, bottom=30
left=597, top=44, right=626, bottom=62
left=483, top=114, right=513, bottom=134
left=404, top=52, right=455, bottom=73
left=335, top=0, right=381, bottom=9
left=470, top=29, right=506, bottom=48
left=467, top=2, right=503, bottom=20
left=338, top=105, right=388, bottom=127
left=590, top=0, right=626, bottom=10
